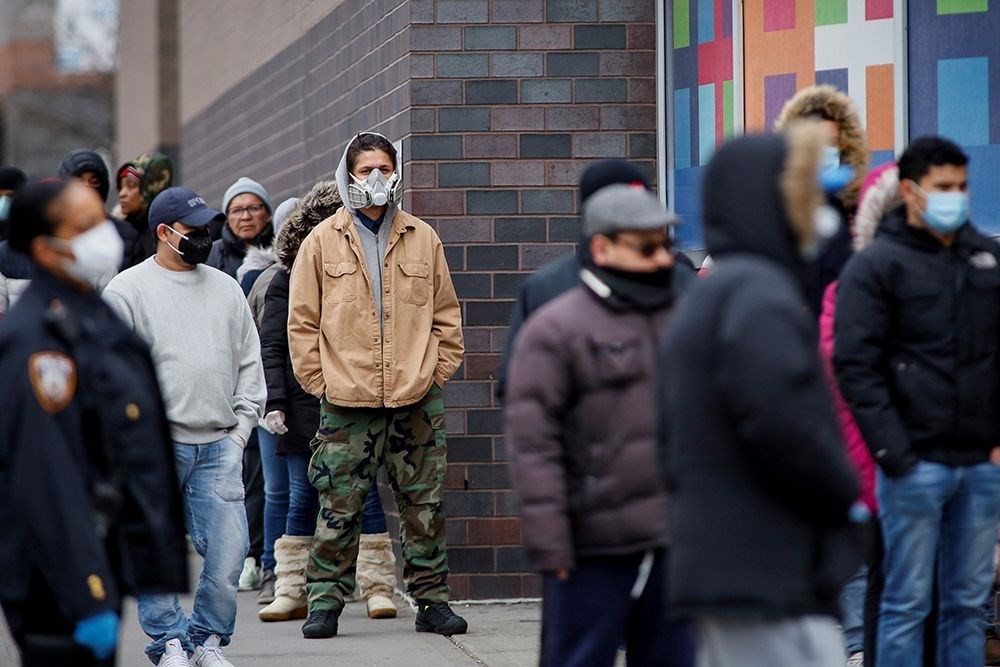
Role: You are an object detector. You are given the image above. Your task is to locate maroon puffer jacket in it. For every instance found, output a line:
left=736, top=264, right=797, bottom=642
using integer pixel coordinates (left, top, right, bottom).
left=504, top=280, right=671, bottom=572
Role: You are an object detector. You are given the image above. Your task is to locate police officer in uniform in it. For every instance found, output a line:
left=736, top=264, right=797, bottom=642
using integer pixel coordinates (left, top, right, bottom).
left=0, top=179, right=189, bottom=666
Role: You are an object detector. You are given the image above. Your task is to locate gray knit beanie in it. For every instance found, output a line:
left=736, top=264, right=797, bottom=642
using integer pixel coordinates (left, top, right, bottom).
left=222, top=176, right=272, bottom=215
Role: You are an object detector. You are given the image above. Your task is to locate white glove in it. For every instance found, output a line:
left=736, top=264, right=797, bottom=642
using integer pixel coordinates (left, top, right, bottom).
left=264, top=410, right=288, bottom=435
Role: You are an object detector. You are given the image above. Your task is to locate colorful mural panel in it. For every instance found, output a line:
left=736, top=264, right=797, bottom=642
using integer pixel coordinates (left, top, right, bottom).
left=908, top=1, right=1000, bottom=233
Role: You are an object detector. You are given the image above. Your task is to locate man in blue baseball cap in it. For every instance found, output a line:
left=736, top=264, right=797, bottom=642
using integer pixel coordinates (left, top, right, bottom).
left=103, top=186, right=266, bottom=667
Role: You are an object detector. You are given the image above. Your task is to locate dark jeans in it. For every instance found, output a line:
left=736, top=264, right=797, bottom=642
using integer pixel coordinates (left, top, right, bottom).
left=362, top=483, right=388, bottom=534
left=242, top=431, right=264, bottom=562
left=540, top=549, right=694, bottom=667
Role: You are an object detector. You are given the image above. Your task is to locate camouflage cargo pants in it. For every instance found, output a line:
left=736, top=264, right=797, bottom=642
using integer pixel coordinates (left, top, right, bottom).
left=306, top=385, right=449, bottom=611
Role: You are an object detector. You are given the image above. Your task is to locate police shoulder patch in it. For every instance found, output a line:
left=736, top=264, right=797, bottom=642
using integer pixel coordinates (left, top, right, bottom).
left=28, top=352, right=77, bottom=413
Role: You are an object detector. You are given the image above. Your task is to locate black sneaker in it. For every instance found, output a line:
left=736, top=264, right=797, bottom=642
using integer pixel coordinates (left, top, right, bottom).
left=302, top=608, right=340, bottom=639
left=415, top=601, right=468, bottom=635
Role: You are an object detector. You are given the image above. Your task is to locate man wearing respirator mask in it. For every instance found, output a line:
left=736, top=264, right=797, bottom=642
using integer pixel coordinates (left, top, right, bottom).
left=287, top=132, right=465, bottom=640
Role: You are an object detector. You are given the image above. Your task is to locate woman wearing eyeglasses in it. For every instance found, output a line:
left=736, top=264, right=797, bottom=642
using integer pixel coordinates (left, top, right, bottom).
left=207, top=177, right=275, bottom=280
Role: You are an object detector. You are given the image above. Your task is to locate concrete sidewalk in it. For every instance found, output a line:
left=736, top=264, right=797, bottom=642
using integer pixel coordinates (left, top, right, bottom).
left=117, top=591, right=542, bottom=666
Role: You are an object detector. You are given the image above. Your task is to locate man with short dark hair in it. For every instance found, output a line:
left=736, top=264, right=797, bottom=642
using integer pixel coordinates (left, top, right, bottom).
left=288, top=131, right=465, bottom=639
left=835, top=136, right=1000, bottom=666
left=104, top=187, right=265, bottom=667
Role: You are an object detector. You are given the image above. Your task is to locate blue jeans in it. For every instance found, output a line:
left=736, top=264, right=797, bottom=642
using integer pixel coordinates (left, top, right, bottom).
left=362, top=482, right=387, bottom=534
left=876, top=460, right=1000, bottom=667
left=839, top=564, right=867, bottom=654
left=138, top=438, right=249, bottom=663
left=258, top=428, right=287, bottom=572
left=286, top=451, right=319, bottom=536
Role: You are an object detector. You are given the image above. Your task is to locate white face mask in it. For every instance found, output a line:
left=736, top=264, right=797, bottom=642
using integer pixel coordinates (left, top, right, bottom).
left=348, top=169, right=401, bottom=210
left=52, top=220, right=123, bottom=285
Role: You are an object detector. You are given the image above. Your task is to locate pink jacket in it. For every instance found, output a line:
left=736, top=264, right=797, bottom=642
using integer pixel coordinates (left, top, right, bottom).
left=819, top=281, right=877, bottom=512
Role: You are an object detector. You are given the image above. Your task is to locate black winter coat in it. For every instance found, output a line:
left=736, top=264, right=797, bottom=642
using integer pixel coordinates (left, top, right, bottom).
left=260, top=269, right=319, bottom=454
left=0, top=272, right=189, bottom=620
left=208, top=224, right=273, bottom=279
left=661, top=133, right=861, bottom=620
left=834, top=207, right=1000, bottom=476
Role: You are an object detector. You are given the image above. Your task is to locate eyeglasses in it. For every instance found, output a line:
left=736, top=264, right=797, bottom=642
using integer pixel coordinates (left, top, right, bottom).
left=612, top=235, right=673, bottom=258
left=228, top=204, right=266, bottom=218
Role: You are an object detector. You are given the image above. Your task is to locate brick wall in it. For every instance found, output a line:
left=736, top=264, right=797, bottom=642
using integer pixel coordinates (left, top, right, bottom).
left=177, top=0, right=657, bottom=600
left=408, top=0, right=656, bottom=599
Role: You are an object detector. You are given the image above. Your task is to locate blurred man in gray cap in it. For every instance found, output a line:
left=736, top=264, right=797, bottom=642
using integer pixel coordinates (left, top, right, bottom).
left=504, top=184, right=695, bottom=667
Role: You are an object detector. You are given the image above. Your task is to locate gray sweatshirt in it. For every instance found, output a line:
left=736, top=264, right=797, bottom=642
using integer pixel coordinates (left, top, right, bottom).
left=103, top=257, right=265, bottom=445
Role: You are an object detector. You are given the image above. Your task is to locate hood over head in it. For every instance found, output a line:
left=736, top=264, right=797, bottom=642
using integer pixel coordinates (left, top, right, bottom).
left=272, top=197, right=299, bottom=235
left=335, top=131, right=401, bottom=218
left=117, top=152, right=174, bottom=218
left=773, top=85, right=869, bottom=211
left=703, top=122, right=827, bottom=281
left=276, top=180, right=343, bottom=271
left=58, top=149, right=110, bottom=203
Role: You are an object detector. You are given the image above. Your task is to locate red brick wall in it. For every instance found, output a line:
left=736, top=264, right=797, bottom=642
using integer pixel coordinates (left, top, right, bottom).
left=180, top=0, right=658, bottom=600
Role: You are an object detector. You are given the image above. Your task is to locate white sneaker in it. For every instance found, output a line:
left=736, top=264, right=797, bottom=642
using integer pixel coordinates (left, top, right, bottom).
left=238, top=556, right=261, bottom=591
left=192, top=635, right=235, bottom=667
left=158, top=638, right=191, bottom=667
left=846, top=652, right=864, bottom=667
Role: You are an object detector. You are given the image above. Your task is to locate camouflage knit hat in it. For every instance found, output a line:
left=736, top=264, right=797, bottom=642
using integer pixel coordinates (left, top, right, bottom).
left=117, top=152, right=174, bottom=214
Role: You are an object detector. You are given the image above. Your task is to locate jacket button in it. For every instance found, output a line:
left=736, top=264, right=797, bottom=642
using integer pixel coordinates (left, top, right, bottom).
left=376, top=362, right=382, bottom=368
left=897, top=362, right=906, bottom=371
left=385, top=312, right=391, bottom=319
left=374, top=338, right=380, bottom=344
left=384, top=287, right=390, bottom=293
left=125, top=403, right=140, bottom=420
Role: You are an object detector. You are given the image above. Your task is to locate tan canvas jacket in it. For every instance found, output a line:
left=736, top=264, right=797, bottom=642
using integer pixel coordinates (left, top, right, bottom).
left=288, top=206, right=463, bottom=408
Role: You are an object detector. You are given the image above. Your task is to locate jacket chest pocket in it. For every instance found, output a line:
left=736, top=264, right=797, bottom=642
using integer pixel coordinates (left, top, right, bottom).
left=588, top=335, right=644, bottom=385
left=398, top=262, right=430, bottom=306
left=323, top=262, right=358, bottom=303
left=966, top=267, right=1000, bottom=330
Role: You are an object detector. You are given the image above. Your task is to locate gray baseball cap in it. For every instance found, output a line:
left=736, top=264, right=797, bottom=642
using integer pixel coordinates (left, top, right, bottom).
left=582, top=183, right=679, bottom=237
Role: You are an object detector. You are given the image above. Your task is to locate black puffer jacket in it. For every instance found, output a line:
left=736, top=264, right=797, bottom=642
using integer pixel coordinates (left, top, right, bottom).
left=661, top=131, right=861, bottom=620
left=834, top=207, right=1000, bottom=476
left=260, top=181, right=341, bottom=454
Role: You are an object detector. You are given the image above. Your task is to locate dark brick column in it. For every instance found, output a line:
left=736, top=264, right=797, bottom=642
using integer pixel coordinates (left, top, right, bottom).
left=407, top=0, right=657, bottom=600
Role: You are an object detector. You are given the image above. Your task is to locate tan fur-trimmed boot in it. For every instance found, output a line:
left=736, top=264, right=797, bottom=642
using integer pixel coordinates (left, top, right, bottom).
left=357, top=532, right=398, bottom=619
left=258, top=535, right=311, bottom=622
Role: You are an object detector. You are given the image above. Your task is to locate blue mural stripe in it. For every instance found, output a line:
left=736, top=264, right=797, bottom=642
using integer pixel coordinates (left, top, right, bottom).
left=674, top=167, right=705, bottom=248
left=816, top=68, right=850, bottom=94
left=699, top=84, right=717, bottom=166
left=675, top=88, right=693, bottom=170
left=937, top=57, right=990, bottom=146
left=698, top=0, right=715, bottom=44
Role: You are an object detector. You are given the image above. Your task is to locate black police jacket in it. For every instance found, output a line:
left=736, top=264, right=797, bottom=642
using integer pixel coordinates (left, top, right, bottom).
left=835, top=207, right=1000, bottom=476
left=0, top=271, right=189, bottom=622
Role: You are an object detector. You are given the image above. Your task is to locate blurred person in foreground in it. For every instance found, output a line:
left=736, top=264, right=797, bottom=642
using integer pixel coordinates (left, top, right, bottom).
left=662, top=124, right=864, bottom=666
left=0, top=179, right=188, bottom=666
left=505, top=184, right=695, bottom=667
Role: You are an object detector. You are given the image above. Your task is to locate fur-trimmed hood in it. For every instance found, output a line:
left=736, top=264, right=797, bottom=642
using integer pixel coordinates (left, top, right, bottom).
left=774, top=85, right=870, bottom=212
left=703, top=122, right=827, bottom=284
left=853, top=161, right=899, bottom=252
left=236, top=245, right=277, bottom=284
left=276, top=180, right=343, bottom=271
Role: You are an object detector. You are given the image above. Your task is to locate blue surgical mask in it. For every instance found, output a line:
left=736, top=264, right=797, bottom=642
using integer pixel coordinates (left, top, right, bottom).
left=0, top=195, right=11, bottom=222
left=818, top=146, right=854, bottom=194
left=910, top=181, right=969, bottom=233
left=821, top=145, right=841, bottom=173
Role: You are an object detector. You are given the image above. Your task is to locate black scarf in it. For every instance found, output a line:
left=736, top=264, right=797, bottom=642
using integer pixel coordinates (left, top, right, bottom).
left=584, top=264, right=675, bottom=312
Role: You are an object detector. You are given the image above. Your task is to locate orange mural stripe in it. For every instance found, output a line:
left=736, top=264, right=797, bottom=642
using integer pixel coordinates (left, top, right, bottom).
left=866, top=64, right=894, bottom=151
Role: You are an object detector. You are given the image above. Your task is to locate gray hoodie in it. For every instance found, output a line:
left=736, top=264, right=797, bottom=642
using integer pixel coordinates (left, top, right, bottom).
left=334, top=132, right=403, bottom=320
